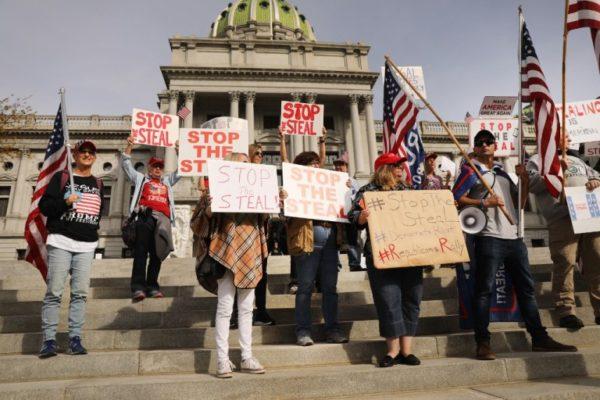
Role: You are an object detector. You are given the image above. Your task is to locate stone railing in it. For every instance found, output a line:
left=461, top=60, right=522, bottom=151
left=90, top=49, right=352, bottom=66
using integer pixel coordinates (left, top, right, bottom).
left=8, top=115, right=131, bottom=131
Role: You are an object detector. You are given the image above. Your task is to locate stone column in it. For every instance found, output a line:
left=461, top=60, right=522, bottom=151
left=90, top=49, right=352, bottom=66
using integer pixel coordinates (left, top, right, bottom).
left=290, top=92, right=304, bottom=159
left=349, top=94, right=367, bottom=176
left=184, top=91, right=195, bottom=129
left=165, top=90, right=179, bottom=173
left=362, top=95, right=378, bottom=174
left=245, top=92, right=256, bottom=143
left=229, top=91, right=241, bottom=118
left=110, top=152, right=125, bottom=217
left=10, top=149, right=30, bottom=216
left=305, top=92, right=319, bottom=153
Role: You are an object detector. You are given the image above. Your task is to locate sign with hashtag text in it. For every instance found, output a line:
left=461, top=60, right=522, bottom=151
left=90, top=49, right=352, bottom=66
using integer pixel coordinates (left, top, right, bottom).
left=364, top=190, right=469, bottom=269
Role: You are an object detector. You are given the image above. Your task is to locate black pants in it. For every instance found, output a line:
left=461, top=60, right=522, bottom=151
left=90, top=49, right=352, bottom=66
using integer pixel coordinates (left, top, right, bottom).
left=131, top=212, right=162, bottom=293
left=255, top=258, right=269, bottom=312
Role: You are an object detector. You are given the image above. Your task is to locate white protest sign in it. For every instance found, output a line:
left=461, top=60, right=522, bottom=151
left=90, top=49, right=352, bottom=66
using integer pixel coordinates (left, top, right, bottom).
left=280, top=101, right=324, bottom=136
left=468, top=118, right=519, bottom=157
left=282, top=162, right=351, bottom=223
left=478, top=96, right=517, bottom=117
left=565, top=186, right=600, bottom=234
left=131, top=108, right=178, bottom=148
left=397, top=66, right=427, bottom=100
left=556, top=99, right=600, bottom=144
left=584, top=141, right=600, bottom=157
left=200, top=116, right=248, bottom=132
left=207, top=159, right=280, bottom=214
left=178, top=128, right=249, bottom=176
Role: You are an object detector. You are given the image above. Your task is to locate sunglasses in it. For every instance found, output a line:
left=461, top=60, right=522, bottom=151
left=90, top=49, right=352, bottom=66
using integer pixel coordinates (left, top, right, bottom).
left=254, top=151, right=263, bottom=157
left=77, top=149, right=96, bottom=156
left=150, top=164, right=164, bottom=169
left=475, top=139, right=495, bottom=147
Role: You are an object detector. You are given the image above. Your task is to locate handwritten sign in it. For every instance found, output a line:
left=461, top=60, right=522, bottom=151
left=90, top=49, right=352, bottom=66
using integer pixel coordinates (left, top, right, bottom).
left=557, top=99, right=600, bottom=144
left=207, top=159, right=279, bottom=214
left=478, top=96, right=517, bottom=117
left=282, top=162, right=350, bottom=223
left=565, top=186, right=600, bottom=234
left=280, top=101, right=324, bottom=136
left=468, top=118, right=519, bottom=157
left=387, top=66, right=427, bottom=100
left=131, top=108, right=178, bottom=148
left=364, top=190, right=469, bottom=269
left=200, top=116, right=248, bottom=131
left=178, top=128, right=249, bottom=176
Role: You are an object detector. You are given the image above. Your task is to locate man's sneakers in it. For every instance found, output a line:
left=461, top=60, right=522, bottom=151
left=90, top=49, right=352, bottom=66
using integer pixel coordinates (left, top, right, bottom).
left=296, top=334, right=314, bottom=347
left=132, top=290, right=146, bottom=303
left=476, top=341, right=496, bottom=361
left=67, top=336, right=88, bottom=355
left=39, top=340, right=58, bottom=359
left=559, top=315, right=585, bottom=331
left=216, top=359, right=237, bottom=379
left=325, top=330, right=349, bottom=344
left=147, top=290, right=164, bottom=299
left=241, top=357, right=266, bottom=374
left=532, top=336, right=578, bottom=353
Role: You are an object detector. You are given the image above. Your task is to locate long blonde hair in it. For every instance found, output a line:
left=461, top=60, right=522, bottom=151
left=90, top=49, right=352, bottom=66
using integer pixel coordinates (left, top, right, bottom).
left=371, top=165, right=404, bottom=191
left=224, top=152, right=248, bottom=162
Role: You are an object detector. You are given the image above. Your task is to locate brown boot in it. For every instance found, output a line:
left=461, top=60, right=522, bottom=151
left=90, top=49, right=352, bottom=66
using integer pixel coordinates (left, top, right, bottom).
left=532, top=336, right=578, bottom=352
left=476, top=341, right=496, bottom=360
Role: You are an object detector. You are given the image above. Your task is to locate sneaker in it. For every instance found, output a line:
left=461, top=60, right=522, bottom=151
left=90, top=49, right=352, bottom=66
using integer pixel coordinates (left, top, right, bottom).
left=349, top=265, right=363, bottom=272
left=39, top=340, right=58, bottom=359
left=476, top=341, right=496, bottom=360
left=395, top=353, right=421, bottom=366
left=559, top=315, right=584, bottom=331
left=296, top=334, right=314, bottom=347
left=325, top=330, right=349, bottom=344
left=132, top=290, right=146, bottom=303
left=147, top=290, right=164, bottom=299
left=216, top=359, right=236, bottom=379
left=253, top=310, right=276, bottom=326
left=288, top=282, right=298, bottom=295
left=67, top=336, right=88, bottom=355
left=378, top=355, right=397, bottom=368
left=532, top=336, right=578, bottom=352
left=241, top=357, right=266, bottom=374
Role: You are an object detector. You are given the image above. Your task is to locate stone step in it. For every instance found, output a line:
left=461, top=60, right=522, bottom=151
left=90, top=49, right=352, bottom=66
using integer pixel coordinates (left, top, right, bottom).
left=0, top=345, right=598, bottom=400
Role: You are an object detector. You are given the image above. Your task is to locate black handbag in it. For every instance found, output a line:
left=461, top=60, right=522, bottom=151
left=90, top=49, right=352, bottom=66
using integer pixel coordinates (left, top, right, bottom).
left=195, top=255, right=225, bottom=295
left=121, top=177, right=146, bottom=248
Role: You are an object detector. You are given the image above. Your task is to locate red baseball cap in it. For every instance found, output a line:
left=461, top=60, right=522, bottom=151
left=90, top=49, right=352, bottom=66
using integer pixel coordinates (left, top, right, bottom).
left=148, top=157, right=165, bottom=167
left=374, top=153, right=407, bottom=172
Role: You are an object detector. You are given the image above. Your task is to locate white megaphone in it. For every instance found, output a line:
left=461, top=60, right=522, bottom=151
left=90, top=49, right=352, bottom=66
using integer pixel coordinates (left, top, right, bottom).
left=458, top=206, right=488, bottom=234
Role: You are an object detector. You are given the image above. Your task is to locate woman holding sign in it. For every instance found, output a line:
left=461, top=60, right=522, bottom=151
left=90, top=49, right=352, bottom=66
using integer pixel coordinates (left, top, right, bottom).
left=279, top=128, right=348, bottom=346
left=191, top=152, right=268, bottom=378
left=348, top=153, right=424, bottom=368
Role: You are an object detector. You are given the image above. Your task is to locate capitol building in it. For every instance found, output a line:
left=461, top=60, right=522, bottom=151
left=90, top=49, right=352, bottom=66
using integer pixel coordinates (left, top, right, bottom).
left=0, top=0, right=584, bottom=261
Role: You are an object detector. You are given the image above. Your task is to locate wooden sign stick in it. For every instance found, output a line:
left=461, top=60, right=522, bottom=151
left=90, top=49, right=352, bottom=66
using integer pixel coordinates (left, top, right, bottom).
left=384, top=55, right=516, bottom=225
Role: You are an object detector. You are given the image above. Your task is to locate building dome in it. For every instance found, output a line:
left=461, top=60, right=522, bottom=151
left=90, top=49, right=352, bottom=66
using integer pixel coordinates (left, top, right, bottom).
left=210, top=0, right=316, bottom=41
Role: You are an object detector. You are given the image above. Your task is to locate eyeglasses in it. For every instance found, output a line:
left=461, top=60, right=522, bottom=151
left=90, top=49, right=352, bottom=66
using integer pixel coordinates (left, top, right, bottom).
left=150, top=164, right=164, bottom=170
left=77, top=149, right=96, bottom=156
left=475, top=139, right=495, bottom=147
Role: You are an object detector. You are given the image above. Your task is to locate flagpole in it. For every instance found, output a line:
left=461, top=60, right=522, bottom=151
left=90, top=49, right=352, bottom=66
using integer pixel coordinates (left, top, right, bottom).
left=59, top=88, right=75, bottom=191
left=517, top=6, right=525, bottom=239
left=561, top=0, right=569, bottom=164
left=384, top=55, right=516, bottom=225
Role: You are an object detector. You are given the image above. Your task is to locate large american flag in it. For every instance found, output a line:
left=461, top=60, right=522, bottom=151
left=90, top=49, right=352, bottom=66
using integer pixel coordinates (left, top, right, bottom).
left=382, top=62, right=424, bottom=185
left=521, top=20, right=563, bottom=199
left=24, top=106, right=69, bottom=280
left=567, top=0, right=600, bottom=73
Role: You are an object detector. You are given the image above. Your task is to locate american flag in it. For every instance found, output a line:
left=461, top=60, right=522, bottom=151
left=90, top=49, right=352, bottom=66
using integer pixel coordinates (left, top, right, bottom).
left=177, top=106, right=191, bottom=120
left=74, top=192, right=101, bottom=215
left=521, top=19, right=563, bottom=198
left=567, top=0, right=600, bottom=73
left=382, top=61, right=424, bottom=185
left=24, top=105, right=69, bottom=280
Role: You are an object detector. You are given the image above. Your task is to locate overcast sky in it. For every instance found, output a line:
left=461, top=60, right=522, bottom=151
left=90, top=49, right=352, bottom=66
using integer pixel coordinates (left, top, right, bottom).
left=1, top=0, right=598, bottom=121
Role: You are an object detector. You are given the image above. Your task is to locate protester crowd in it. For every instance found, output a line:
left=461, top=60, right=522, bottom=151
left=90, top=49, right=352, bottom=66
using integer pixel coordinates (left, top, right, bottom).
left=35, top=127, right=600, bottom=378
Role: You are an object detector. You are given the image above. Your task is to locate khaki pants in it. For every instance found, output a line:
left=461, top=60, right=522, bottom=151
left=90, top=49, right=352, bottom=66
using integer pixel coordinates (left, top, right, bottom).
left=548, top=216, right=600, bottom=318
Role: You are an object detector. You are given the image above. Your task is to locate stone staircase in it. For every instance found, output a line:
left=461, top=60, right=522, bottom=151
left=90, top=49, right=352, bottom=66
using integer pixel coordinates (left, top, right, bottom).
left=1, top=249, right=600, bottom=400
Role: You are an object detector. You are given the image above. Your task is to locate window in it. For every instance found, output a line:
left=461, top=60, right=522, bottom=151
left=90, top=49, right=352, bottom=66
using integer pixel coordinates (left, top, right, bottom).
left=263, top=151, right=282, bottom=167
left=0, top=187, right=11, bottom=217
left=259, top=1, right=269, bottom=9
left=263, top=115, right=280, bottom=129
left=324, top=116, right=335, bottom=131
left=101, top=186, right=112, bottom=217
left=3, top=162, right=13, bottom=171
left=103, top=162, right=113, bottom=172
left=324, top=152, right=338, bottom=166
left=134, top=162, right=145, bottom=172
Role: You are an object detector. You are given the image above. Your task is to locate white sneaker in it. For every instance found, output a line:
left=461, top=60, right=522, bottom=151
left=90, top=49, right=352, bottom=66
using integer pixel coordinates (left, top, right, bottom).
left=241, top=357, right=266, bottom=374
left=216, top=359, right=236, bottom=378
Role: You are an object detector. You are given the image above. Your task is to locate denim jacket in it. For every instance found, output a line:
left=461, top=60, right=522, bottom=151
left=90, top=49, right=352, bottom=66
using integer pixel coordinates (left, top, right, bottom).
left=120, top=152, right=181, bottom=225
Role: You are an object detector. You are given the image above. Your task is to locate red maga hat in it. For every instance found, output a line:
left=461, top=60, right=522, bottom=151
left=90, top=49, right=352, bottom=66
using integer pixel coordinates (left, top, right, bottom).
left=148, top=157, right=165, bottom=167
left=73, top=139, right=96, bottom=152
left=374, top=153, right=407, bottom=171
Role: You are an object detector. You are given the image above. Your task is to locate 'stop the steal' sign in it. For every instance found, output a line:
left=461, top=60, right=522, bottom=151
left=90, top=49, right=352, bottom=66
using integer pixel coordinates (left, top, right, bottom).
left=131, top=108, right=178, bottom=148
left=468, top=118, right=519, bottom=157
left=178, top=128, right=249, bottom=176
left=282, top=162, right=350, bottom=223
left=280, top=101, right=324, bottom=136
left=364, top=190, right=469, bottom=269
left=207, top=159, right=280, bottom=214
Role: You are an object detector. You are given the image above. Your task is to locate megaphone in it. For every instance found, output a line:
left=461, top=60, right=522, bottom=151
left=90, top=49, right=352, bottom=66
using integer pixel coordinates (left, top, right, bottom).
left=459, top=206, right=487, bottom=234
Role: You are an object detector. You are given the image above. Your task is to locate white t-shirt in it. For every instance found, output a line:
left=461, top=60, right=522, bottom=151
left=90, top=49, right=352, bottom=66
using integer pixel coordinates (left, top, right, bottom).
left=46, top=233, right=98, bottom=253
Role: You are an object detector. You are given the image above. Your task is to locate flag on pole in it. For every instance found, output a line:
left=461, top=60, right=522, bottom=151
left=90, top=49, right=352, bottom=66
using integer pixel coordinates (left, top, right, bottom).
left=521, top=20, right=563, bottom=198
left=567, top=0, right=600, bottom=72
left=382, top=61, right=424, bottom=185
left=24, top=105, right=69, bottom=280
left=177, top=106, right=191, bottom=120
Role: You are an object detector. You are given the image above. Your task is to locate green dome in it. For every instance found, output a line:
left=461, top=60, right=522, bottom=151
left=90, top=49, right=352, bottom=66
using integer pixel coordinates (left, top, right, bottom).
left=210, top=0, right=316, bottom=41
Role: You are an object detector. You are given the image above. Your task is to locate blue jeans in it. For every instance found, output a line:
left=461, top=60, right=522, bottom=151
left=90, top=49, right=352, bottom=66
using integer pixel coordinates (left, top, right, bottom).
left=472, top=236, right=547, bottom=343
left=345, top=224, right=362, bottom=268
left=41, top=245, right=94, bottom=341
left=293, top=233, right=340, bottom=336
